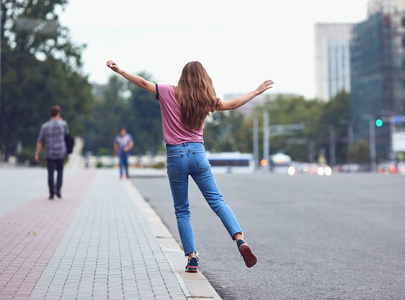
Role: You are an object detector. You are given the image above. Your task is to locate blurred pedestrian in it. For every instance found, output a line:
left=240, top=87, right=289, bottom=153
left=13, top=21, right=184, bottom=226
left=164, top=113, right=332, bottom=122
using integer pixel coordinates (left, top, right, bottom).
left=35, top=105, right=69, bottom=200
left=107, top=59, right=273, bottom=272
left=114, top=127, right=134, bottom=179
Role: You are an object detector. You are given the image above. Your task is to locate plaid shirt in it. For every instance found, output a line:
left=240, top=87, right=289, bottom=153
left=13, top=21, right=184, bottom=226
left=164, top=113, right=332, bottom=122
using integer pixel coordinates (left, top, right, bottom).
left=38, top=119, right=69, bottom=159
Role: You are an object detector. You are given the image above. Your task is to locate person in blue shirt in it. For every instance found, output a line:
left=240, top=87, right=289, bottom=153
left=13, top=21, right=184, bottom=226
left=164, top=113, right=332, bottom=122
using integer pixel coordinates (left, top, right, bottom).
left=114, top=127, right=134, bottom=179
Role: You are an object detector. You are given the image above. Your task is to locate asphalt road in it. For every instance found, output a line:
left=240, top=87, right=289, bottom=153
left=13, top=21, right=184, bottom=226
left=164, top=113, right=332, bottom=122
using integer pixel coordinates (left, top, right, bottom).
left=131, top=172, right=405, bottom=300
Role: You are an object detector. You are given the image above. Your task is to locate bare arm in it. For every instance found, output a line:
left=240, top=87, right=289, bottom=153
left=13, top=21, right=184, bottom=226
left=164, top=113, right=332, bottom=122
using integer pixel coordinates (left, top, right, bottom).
left=217, top=80, right=274, bottom=111
left=123, top=140, right=134, bottom=152
left=106, top=60, right=156, bottom=94
left=35, top=142, right=42, bottom=162
left=113, top=142, right=118, bottom=157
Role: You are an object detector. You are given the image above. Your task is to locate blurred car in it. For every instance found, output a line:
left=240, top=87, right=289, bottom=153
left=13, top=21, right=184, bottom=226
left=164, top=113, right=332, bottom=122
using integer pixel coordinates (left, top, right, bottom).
left=337, top=163, right=361, bottom=173
left=271, top=152, right=292, bottom=174
left=377, top=161, right=397, bottom=174
left=287, top=162, right=332, bottom=176
left=397, top=162, right=405, bottom=174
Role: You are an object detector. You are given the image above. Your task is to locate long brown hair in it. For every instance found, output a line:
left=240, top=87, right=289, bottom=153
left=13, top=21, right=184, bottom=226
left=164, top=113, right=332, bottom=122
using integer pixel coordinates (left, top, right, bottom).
left=175, top=61, right=218, bottom=131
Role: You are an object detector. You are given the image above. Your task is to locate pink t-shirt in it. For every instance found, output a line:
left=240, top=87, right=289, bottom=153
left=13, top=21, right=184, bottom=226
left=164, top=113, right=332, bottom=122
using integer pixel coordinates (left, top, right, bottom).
left=157, top=84, right=204, bottom=145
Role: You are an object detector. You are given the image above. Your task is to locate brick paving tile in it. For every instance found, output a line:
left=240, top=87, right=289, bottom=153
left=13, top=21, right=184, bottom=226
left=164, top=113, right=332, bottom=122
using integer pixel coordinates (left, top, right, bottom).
left=27, top=170, right=187, bottom=300
left=0, top=169, right=197, bottom=300
left=0, top=170, right=97, bottom=300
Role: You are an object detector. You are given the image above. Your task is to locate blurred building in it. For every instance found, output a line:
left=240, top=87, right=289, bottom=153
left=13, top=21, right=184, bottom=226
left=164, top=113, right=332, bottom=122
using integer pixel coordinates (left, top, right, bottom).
left=367, top=0, right=405, bottom=15
left=314, top=23, right=354, bottom=101
left=350, top=0, right=405, bottom=160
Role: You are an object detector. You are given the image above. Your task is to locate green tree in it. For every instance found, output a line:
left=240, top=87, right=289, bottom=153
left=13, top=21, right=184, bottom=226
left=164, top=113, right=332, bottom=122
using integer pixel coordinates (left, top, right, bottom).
left=319, top=90, right=351, bottom=164
left=204, top=110, right=245, bottom=152
left=84, top=76, right=130, bottom=155
left=1, top=0, right=93, bottom=161
left=204, top=92, right=351, bottom=164
left=126, top=72, right=163, bottom=156
left=84, top=72, right=163, bottom=157
left=347, top=139, right=370, bottom=163
left=246, top=94, right=325, bottom=162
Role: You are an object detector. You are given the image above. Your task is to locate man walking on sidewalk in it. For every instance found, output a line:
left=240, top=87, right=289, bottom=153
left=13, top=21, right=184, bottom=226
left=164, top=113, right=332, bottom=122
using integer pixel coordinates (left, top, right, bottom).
left=35, top=105, right=70, bottom=199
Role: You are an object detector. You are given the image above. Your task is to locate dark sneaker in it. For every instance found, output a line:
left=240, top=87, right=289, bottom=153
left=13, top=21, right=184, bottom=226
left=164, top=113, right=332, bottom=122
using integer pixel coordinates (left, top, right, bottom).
left=55, top=190, right=61, bottom=198
left=237, top=240, right=257, bottom=268
left=185, top=257, right=198, bottom=273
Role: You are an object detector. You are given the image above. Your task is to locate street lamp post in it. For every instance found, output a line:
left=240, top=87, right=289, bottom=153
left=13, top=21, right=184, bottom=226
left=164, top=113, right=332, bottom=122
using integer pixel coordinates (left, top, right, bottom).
left=253, top=117, right=259, bottom=171
left=369, top=118, right=377, bottom=172
left=390, top=116, right=396, bottom=160
left=263, top=112, right=270, bottom=172
left=329, top=124, right=336, bottom=166
left=362, top=115, right=377, bottom=172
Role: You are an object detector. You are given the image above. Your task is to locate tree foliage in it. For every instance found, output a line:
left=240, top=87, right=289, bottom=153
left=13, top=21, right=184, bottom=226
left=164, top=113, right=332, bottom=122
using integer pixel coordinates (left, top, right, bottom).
left=347, top=139, right=370, bottom=163
left=83, top=77, right=130, bottom=155
left=204, top=91, right=352, bottom=165
left=1, top=0, right=93, bottom=161
left=126, top=72, right=163, bottom=156
left=204, top=110, right=244, bottom=152
left=260, top=94, right=325, bottom=162
left=319, top=90, right=351, bottom=164
left=83, top=73, right=163, bottom=157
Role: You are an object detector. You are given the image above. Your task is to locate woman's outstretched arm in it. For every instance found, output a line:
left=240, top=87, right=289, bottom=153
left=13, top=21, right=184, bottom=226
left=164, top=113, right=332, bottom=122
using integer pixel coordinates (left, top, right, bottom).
left=217, top=80, right=274, bottom=111
left=106, top=60, right=157, bottom=94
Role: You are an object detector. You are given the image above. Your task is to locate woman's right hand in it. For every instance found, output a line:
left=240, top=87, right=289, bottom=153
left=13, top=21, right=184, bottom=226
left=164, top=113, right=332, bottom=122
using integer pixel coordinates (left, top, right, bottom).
left=106, top=60, right=122, bottom=74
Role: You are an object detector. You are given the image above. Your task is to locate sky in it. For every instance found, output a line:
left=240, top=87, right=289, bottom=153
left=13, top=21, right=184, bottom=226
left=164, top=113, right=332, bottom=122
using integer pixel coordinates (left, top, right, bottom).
left=59, top=0, right=370, bottom=99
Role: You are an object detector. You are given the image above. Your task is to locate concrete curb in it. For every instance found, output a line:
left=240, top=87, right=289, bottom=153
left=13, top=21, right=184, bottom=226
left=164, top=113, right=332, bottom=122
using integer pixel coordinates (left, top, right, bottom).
left=123, top=180, right=222, bottom=300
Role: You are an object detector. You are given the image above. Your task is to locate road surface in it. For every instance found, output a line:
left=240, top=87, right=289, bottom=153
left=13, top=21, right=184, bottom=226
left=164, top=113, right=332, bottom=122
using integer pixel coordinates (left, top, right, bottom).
left=131, top=172, right=405, bottom=300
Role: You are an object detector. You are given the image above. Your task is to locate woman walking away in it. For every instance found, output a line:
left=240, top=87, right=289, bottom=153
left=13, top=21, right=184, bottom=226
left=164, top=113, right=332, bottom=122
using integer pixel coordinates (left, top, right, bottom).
left=106, top=60, right=274, bottom=272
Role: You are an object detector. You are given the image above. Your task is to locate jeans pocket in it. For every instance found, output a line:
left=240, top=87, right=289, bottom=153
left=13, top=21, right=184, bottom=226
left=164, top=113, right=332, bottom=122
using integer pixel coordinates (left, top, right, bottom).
left=192, top=150, right=211, bottom=171
left=167, top=152, right=184, bottom=176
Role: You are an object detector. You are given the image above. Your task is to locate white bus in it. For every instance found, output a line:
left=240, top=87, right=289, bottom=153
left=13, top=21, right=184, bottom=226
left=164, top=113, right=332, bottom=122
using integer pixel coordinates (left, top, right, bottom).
left=206, top=152, right=255, bottom=173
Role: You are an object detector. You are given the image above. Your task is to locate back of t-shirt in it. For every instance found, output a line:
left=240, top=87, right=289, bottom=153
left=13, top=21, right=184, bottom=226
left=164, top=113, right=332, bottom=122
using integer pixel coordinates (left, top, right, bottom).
left=157, top=84, right=204, bottom=145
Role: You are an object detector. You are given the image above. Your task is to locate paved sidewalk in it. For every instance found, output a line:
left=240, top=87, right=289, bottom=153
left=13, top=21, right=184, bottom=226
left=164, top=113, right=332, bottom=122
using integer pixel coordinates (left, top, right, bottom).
left=0, top=168, right=220, bottom=300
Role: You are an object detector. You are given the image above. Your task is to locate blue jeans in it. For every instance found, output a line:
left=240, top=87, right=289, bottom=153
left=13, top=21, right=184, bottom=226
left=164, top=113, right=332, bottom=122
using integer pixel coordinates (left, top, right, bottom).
left=119, top=152, right=129, bottom=177
left=166, top=142, right=242, bottom=256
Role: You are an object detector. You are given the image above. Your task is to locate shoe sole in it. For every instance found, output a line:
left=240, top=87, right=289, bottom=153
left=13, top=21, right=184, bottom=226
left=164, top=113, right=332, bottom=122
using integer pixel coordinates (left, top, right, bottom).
left=239, top=244, right=257, bottom=268
left=186, top=266, right=198, bottom=273
left=186, top=257, right=198, bottom=273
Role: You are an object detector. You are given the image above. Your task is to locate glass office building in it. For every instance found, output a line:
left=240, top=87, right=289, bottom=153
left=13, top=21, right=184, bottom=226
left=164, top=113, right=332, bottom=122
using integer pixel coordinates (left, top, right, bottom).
left=350, top=0, right=405, bottom=159
left=315, top=23, right=354, bottom=101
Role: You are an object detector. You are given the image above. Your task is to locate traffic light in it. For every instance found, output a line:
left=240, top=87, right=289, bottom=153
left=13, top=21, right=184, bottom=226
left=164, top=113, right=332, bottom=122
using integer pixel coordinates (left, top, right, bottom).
left=375, top=118, right=383, bottom=127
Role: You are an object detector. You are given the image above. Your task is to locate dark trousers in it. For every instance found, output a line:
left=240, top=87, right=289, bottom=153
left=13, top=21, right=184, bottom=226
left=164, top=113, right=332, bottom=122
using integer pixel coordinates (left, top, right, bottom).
left=47, top=158, right=64, bottom=197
